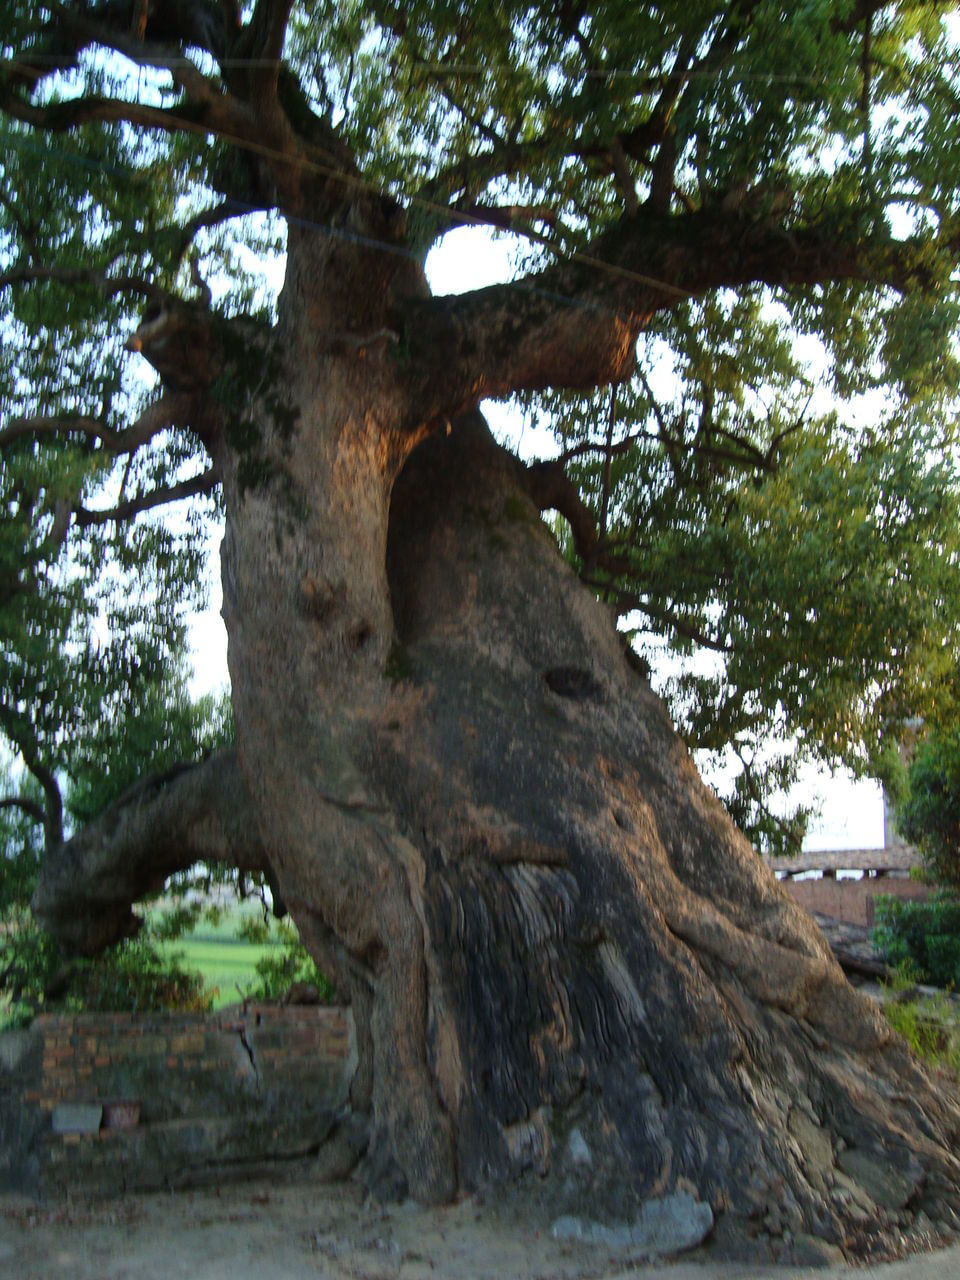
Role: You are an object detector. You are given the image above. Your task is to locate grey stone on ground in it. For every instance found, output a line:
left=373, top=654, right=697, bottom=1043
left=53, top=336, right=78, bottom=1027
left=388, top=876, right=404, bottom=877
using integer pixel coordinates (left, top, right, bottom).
left=551, top=1190, right=714, bottom=1257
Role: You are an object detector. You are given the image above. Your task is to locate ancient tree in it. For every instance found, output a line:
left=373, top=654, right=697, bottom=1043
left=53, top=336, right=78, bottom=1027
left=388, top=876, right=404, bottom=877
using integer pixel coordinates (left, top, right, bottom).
left=4, top=0, right=960, bottom=1261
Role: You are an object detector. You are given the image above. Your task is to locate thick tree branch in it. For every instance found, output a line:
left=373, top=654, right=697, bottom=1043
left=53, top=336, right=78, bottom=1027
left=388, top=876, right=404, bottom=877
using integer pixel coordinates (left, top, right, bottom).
left=73, top=466, right=218, bottom=529
left=401, top=205, right=959, bottom=426
left=51, top=2, right=220, bottom=76
left=831, top=0, right=896, bottom=36
left=607, top=137, right=640, bottom=216
left=15, top=745, right=64, bottom=851
left=861, top=12, right=874, bottom=188
left=29, top=761, right=63, bottom=851
left=4, top=7, right=358, bottom=223
left=0, top=394, right=195, bottom=456
left=31, top=749, right=270, bottom=955
left=174, top=200, right=240, bottom=264
left=18, top=4, right=336, bottom=216
left=598, top=387, right=617, bottom=536
left=449, top=201, right=560, bottom=235
left=525, top=459, right=600, bottom=563
left=125, top=296, right=264, bottom=395
left=0, top=74, right=218, bottom=136
left=50, top=0, right=234, bottom=65
left=0, top=795, right=45, bottom=826
left=249, top=0, right=295, bottom=70
left=0, top=260, right=167, bottom=299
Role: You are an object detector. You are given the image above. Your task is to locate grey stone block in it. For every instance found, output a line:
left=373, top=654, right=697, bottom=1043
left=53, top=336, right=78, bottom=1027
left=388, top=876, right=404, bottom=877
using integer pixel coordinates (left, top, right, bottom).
left=51, top=1103, right=102, bottom=1134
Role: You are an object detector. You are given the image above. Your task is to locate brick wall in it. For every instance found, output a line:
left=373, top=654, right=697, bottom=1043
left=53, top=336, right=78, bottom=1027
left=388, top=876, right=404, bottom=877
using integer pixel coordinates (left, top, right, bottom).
left=783, top=875, right=933, bottom=928
left=1, top=1003, right=357, bottom=1198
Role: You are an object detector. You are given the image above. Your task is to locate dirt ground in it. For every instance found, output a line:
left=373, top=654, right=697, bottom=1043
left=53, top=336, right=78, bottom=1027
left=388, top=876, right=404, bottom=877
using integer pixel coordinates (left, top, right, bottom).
left=3, top=1178, right=960, bottom=1280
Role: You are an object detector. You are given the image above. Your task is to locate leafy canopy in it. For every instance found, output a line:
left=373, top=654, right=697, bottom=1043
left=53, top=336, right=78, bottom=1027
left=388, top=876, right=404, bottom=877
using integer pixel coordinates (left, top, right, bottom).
left=0, top=2, right=959, bottom=858
left=892, top=726, right=960, bottom=890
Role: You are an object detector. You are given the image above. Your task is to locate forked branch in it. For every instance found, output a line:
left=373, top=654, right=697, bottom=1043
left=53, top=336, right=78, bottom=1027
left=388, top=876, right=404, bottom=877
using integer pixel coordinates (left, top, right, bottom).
left=403, top=204, right=959, bottom=426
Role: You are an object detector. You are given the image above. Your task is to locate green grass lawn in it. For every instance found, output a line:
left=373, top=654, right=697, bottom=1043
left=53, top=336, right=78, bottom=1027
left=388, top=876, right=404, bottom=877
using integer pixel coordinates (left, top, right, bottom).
left=152, top=901, right=287, bottom=1009
left=157, top=936, right=279, bottom=1008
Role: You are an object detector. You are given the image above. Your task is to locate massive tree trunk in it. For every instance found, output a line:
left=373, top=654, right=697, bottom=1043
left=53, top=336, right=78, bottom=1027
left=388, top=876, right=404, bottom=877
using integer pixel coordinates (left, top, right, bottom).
left=34, top=221, right=960, bottom=1263
left=12, top=2, right=960, bottom=1262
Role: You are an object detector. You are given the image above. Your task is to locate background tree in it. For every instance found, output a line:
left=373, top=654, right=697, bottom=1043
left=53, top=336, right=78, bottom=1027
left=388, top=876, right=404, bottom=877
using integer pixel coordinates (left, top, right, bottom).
left=4, top=0, right=960, bottom=1261
left=893, top=725, right=960, bottom=891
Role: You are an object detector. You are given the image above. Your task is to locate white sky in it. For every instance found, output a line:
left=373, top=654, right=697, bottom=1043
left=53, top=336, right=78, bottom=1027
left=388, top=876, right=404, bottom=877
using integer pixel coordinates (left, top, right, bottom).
left=185, top=224, right=885, bottom=850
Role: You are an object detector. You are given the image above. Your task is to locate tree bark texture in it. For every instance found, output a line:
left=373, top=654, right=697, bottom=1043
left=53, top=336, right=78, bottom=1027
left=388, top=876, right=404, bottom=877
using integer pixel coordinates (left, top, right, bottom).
left=35, top=226, right=960, bottom=1262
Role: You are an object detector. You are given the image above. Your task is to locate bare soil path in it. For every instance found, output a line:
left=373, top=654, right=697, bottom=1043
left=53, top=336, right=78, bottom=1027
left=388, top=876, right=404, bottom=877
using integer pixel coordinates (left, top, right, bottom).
left=3, top=1179, right=960, bottom=1280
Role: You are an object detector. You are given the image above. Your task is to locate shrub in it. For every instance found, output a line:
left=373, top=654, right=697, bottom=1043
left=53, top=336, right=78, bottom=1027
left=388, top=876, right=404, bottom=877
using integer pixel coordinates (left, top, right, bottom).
left=0, top=908, right=62, bottom=1027
left=0, top=909, right=211, bottom=1029
left=76, top=934, right=212, bottom=1015
left=895, top=728, right=960, bottom=889
left=871, top=893, right=960, bottom=988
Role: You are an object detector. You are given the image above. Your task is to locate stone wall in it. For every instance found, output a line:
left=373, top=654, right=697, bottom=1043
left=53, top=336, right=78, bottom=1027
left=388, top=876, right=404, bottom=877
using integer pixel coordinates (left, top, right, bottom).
left=0, top=1003, right=358, bottom=1199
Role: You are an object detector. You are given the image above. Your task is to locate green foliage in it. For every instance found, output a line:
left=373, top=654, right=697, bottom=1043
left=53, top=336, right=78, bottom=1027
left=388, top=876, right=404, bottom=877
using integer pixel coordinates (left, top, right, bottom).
left=0, top=908, right=61, bottom=1028
left=237, top=915, right=336, bottom=1003
left=537, top=321, right=960, bottom=849
left=70, top=933, right=212, bottom=1017
left=0, top=778, right=44, bottom=912
left=0, top=909, right=211, bottom=1029
left=66, top=678, right=234, bottom=827
left=895, top=729, right=960, bottom=890
left=871, top=894, right=960, bottom=989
